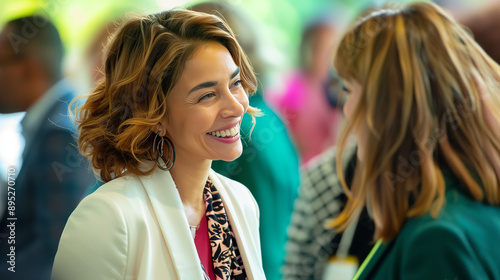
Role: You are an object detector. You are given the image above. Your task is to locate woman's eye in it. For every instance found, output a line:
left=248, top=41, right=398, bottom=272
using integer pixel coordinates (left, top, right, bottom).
left=198, top=93, right=215, bottom=102
left=231, top=79, right=242, bottom=88
left=342, top=85, right=350, bottom=93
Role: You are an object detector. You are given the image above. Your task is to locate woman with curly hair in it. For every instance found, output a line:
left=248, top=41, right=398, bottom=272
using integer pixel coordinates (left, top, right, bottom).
left=52, top=9, right=265, bottom=280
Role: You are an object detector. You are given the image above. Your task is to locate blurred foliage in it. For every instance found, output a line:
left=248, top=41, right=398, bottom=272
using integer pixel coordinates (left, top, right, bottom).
left=0, top=0, right=488, bottom=71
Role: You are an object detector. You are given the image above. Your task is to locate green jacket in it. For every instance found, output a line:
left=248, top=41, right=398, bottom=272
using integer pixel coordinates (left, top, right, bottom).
left=356, top=174, right=500, bottom=280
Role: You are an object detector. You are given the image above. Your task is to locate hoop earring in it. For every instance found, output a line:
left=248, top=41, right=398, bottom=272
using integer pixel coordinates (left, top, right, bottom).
left=153, top=128, right=176, bottom=171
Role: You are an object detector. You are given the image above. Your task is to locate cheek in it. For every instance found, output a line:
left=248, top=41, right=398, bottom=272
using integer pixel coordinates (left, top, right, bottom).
left=343, top=98, right=354, bottom=121
left=355, top=125, right=368, bottom=162
left=238, top=91, right=249, bottom=111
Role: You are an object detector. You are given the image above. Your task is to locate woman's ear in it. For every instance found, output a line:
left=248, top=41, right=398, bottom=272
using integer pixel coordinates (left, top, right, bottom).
left=151, top=120, right=168, bottom=137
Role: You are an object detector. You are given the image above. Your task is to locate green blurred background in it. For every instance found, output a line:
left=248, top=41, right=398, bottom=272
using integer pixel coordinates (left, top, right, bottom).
left=0, top=0, right=409, bottom=72
left=0, top=0, right=492, bottom=85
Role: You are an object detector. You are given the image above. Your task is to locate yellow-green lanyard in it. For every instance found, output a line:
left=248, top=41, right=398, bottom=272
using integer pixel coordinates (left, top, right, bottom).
left=352, top=239, right=382, bottom=280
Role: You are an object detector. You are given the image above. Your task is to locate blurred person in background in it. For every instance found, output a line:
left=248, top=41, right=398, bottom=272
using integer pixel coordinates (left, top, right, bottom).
left=52, top=9, right=265, bottom=279
left=67, top=9, right=127, bottom=99
left=0, top=15, right=93, bottom=279
left=267, top=12, right=345, bottom=165
left=189, top=2, right=301, bottom=280
left=83, top=21, right=116, bottom=87
left=332, top=2, right=500, bottom=279
left=283, top=144, right=375, bottom=280
left=283, top=6, right=397, bottom=279
left=71, top=20, right=117, bottom=99
left=282, top=6, right=377, bottom=280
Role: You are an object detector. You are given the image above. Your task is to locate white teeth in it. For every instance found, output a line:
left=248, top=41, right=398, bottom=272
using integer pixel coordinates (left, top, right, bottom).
left=210, top=124, right=240, bottom=138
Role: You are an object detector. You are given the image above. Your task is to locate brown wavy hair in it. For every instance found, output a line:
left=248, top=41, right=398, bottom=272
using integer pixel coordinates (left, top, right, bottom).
left=330, top=2, right=500, bottom=241
left=72, top=9, right=258, bottom=182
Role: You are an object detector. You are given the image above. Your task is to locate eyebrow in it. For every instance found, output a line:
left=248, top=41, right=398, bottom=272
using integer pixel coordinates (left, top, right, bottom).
left=230, top=67, right=240, bottom=79
left=188, top=67, right=241, bottom=94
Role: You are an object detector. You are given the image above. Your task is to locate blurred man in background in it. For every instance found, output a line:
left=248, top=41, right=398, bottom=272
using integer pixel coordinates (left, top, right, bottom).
left=0, top=15, right=93, bottom=279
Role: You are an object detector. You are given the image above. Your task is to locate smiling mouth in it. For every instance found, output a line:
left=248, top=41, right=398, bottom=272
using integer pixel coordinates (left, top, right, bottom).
left=208, top=124, right=240, bottom=138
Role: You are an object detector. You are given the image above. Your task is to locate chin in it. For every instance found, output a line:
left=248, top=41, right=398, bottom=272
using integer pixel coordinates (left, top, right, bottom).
left=219, top=149, right=243, bottom=162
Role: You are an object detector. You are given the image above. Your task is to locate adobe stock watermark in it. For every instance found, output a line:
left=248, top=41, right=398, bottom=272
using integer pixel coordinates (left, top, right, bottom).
left=218, top=114, right=288, bottom=176
left=51, top=143, right=89, bottom=183
left=5, top=166, right=17, bottom=273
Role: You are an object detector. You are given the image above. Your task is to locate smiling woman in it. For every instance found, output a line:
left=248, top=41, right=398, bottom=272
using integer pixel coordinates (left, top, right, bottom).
left=165, top=42, right=249, bottom=163
left=51, top=9, right=265, bottom=280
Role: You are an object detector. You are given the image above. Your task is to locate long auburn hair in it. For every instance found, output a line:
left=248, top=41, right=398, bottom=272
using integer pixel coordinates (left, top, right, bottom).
left=72, top=9, right=258, bottom=182
left=330, top=2, right=500, bottom=241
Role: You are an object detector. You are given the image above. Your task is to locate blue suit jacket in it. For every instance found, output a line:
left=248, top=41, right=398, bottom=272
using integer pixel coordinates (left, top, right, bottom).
left=0, top=90, right=94, bottom=280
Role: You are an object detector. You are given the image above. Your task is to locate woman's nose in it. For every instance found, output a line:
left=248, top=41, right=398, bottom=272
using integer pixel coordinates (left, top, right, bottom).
left=220, top=89, right=247, bottom=118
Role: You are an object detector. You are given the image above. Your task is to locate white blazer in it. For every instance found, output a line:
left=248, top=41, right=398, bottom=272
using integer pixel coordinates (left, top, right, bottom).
left=51, top=165, right=265, bottom=280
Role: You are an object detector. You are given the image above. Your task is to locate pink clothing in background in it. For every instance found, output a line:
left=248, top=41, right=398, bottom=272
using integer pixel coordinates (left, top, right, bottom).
left=268, top=71, right=342, bottom=165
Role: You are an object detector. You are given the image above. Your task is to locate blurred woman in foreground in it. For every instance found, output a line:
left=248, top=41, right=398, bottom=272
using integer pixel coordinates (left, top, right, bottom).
left=331, top=2, right=500, bottom=279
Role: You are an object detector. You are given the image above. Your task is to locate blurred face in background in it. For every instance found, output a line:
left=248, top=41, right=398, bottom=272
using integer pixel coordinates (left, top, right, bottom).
left=0, top=24, right=26, bottom=113
left=308, top=24, right=338, bottom=80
